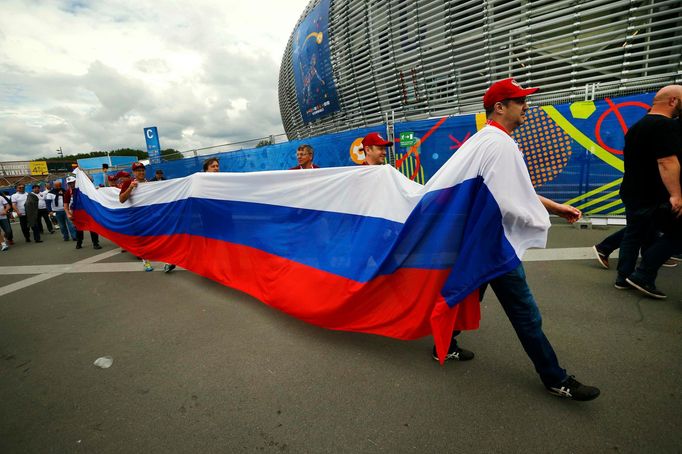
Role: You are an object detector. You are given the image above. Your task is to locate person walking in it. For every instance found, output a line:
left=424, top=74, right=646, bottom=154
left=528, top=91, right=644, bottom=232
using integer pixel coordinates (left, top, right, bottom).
left=434, top=78, right=599, bottom=400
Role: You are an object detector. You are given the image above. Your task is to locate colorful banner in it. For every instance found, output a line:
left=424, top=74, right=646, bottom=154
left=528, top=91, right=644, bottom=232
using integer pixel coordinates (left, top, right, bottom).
left=146, top=93, right=655, bottom=216
left=29, top=161, right=48, bottom=175
left=291, top=0, right=340, bottom=123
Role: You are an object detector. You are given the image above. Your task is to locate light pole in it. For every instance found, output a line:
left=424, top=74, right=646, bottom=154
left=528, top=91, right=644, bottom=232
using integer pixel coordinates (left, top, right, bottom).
left=56, top=147, right=63, bottom=159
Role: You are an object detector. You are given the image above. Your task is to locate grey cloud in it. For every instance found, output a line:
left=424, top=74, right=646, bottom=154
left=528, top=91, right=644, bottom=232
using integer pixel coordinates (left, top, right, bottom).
left=135, top=58, right=170, bottom=74
left=82, top=61, right=146, bottom=121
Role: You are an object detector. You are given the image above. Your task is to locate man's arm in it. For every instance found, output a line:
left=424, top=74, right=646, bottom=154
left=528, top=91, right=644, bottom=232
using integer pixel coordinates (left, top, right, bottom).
left=64, top=191, right=72, bottom=219
left=119, top=180, right=137, bottom=203
left=657, top=155, right=681, bottom=216
left=538, top=195, right=582, bottom=224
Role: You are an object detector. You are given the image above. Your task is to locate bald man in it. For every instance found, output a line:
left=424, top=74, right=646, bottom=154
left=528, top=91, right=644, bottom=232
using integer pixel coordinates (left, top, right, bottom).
left=616, top=84, right=682, bottom=299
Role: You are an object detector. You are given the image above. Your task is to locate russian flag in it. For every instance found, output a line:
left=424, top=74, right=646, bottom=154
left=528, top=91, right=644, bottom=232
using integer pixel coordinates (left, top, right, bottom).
left=72, top=126, right=550, bottom=363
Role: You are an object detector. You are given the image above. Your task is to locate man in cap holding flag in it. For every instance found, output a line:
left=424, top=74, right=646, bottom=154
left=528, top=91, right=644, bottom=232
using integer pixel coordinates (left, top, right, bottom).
left=436, top=78, right=597, bottom=400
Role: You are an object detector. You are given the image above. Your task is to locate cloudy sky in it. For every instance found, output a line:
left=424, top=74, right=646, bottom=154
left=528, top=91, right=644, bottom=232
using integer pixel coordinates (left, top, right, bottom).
left=0, top=0, right=310, bottom=161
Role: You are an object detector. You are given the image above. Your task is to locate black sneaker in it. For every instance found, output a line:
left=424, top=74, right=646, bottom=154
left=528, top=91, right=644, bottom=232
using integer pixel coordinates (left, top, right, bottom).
left=626, top=276, right=666, bottom=299
left=592, top=245, right=609, bottom=269
left=93, top=244, right=102, bottom=250
left=670, top=254, right=682, bottom=262
left=432, top=345, right=475, bottom=362
left=75, top=243, right=82, bottom=249
left=614, top=279, right=632, bottom=290
left=546, top=375, right=600, bottom=401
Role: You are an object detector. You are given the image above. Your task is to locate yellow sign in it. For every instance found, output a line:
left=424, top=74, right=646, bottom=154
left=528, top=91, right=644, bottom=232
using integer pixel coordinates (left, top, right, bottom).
left=29, top=161, right=48, bottom=175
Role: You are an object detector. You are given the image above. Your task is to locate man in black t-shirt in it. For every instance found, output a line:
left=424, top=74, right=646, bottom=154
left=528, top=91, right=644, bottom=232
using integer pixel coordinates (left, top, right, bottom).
left=617, top=84, right=682, bottom=298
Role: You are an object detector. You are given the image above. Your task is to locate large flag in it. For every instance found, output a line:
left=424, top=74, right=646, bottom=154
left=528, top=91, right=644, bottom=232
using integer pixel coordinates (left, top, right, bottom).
left=72, top=126, right=550, bottom=362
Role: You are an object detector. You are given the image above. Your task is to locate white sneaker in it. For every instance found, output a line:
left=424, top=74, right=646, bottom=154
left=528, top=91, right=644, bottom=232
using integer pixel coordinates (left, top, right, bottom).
left=1, top=242, right=7, bottom=251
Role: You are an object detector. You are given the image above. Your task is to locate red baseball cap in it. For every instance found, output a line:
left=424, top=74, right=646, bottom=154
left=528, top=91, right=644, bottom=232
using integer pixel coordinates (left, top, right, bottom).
left=131, top=162, right=145, bottom=170
left=362, top=132, right=393, bottom=148
left=108, top=171, right=131, bottom=182
left=483, top=78, right=539, bottom=109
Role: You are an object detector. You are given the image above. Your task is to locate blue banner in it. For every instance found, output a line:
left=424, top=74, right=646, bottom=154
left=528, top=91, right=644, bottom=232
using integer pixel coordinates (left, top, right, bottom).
left=291, top=0, right=340, bottom=123
left=144, top=126, right=162, bottom=165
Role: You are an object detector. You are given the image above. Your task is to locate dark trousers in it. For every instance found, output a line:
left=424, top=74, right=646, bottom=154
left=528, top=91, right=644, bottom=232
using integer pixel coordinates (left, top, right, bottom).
left=19, top=215, right=40, bottom=241
left=598, top=225, right=657, bottom=257
left=453, top=264, right=567, bottom=387
left=618, top=204, right=681, bottom=285
left=76, top=230, right=99, bottom=246
left=37, top=208, right=54, bottom=233
left=596, top=227, right=626, bottom=255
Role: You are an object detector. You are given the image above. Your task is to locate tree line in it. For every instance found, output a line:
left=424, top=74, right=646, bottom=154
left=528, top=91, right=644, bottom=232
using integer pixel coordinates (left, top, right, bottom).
left=37, top=148, right=184, bottom=162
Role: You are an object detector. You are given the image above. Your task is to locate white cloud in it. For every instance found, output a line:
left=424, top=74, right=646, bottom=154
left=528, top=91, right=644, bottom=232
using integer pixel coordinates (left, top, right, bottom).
left=0, top=0, right=309, bottom=161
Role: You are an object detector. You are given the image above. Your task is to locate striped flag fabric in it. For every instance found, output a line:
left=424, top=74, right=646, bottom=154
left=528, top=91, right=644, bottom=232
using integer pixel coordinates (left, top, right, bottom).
left=72, top=126, right=550, bottom=362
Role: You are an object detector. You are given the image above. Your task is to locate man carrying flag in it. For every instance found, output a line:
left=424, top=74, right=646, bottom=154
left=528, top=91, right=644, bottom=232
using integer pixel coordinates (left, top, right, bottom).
left=439, top=78, right=599, bottom=401
left=361, top=130, right=478, bottom=362
left=119, top=162, right=153, bottom=271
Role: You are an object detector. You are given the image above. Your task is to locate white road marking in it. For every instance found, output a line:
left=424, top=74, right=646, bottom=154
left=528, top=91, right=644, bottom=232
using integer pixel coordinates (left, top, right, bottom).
left=0, top=246, right=600, bottom=296
left=522, top=247, right=612, bottom=262
left=0, top=249, right=181, bottom=297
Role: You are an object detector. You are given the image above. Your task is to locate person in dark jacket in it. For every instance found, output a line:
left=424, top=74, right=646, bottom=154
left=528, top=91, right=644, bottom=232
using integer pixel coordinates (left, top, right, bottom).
left=24, top=185, right=43, bottom=243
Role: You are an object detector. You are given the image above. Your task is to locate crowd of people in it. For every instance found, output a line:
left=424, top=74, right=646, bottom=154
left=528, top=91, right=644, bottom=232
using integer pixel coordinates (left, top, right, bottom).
left=2, top=80, right=679, bottom=402
left=0, top=176, right=102, bottom=251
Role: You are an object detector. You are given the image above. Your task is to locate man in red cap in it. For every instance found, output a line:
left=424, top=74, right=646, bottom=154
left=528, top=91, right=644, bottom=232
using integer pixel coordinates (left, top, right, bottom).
left=483, top=79, right=581, bottom=221
left=119, top=162, right=153, bottom=272
left=119, top=162, right=147, bottom=203
left=361, top=132, right=392, bottom=165
left=436, top=78, right=599, bottom=401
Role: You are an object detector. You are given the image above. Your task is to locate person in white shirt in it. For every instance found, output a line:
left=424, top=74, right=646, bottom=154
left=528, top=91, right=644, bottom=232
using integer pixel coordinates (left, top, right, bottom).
left=433, top=78, right=598, bottom=401
left=47, top=180, right=77, bottom=241
left=10, top=183, right=32, bottom=242
left=0, top=192, right=14, bottom=245
left=37, top=183, right=55, bottom=234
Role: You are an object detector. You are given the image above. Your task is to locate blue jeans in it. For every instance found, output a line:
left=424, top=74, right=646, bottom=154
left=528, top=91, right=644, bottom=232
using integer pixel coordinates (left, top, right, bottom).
left=484, top=264, right=567, bottom=387
left=0, top=218, right=13, bottom=241
left=54, top=211, right=76, bottom=240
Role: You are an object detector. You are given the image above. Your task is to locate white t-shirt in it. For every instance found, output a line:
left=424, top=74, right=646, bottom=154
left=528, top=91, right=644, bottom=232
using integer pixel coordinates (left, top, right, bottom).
left=10, top=192, right=28, bottom=216
left=45, top=192, right=65, bottom=211
left=38, top=190, right=49, bottom=209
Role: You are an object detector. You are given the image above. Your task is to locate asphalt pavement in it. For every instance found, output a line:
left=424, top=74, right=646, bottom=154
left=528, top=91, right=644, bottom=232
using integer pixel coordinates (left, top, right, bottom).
left=0, top=222, right=680, bottom=453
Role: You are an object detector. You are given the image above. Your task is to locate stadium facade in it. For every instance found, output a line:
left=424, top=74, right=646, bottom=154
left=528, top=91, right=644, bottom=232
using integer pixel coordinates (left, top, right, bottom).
left=278, top=0, right=682, bottom=139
